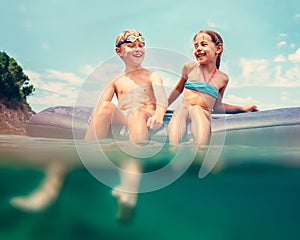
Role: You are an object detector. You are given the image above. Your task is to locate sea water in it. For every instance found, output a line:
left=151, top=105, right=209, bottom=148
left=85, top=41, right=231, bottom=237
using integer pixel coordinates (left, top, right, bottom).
left=0, top=134, right=300, bottom=240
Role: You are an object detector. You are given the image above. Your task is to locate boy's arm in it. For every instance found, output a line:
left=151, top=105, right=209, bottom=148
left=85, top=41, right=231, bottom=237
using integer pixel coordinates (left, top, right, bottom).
left=85, top=80, right=116, bottom=141
left=147, top=72, right=168, bottom=129
left=90, top=80, right=115, bottom=120
left=98, top=80, right=115, bottom=103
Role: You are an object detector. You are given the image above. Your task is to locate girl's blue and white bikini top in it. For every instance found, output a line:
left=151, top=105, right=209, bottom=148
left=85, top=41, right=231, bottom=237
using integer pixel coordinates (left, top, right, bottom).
left=184, top=81, right=219, bottom=99
left=184, top=63, right=219, bottom=99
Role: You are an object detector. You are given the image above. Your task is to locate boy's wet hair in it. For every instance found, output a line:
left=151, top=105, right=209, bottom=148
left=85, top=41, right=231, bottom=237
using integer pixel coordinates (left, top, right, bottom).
left=193, top=30, right=223, bottom=69
left=115, top=29, right=143, bottom=47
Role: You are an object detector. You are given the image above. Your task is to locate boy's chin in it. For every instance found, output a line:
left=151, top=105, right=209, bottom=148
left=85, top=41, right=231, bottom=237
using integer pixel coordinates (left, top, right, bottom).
left=133, top=57, right=144, bottom=62
left=131, top=59, right=144, bottom=65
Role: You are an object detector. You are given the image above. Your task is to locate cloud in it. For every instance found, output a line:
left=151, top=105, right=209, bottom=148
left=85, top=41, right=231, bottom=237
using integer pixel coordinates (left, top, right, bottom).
left=231, top=55, right=300, bottom=88
left=294, top=14, right=300, bottom=24
left=294, top=14, right=300, bottom=19
left=277, top=41, right=287, bottom=48
left=24, top=70, right=42, bottom=87
left=25, top=69, right=85, bottom=111
left=284, top=65, right=300, bottom=84
left=28, top=90, right=77, bottom=110
left=207, top=20, right=227, bottom=30
left=290, top=43, right=296, bottom=49
left=240, top=58, right=269, bottom=77
left=44, top=69, right=84, bottom=84
left=288, top=48, right=300, bottom=62
left=25, top=63, right=126, bottom=111
left=280, top=91, right=300, bottom=105
left=224, top=94, right=255, bottom=105
left=274, top=55, right=286, bottom=62
left=224, top=94, right=281, bottom=111
left=273, top=64, right=300, bottom=87
left=236, top=58, right=270, bottom=87
left=277, top=33, right=287, bottom=39
left=79, top=64, right=96, bottom=76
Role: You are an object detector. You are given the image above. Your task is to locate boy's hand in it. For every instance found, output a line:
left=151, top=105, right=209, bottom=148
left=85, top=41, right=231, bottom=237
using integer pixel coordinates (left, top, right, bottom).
left=147, top=116, right=164, bottom=130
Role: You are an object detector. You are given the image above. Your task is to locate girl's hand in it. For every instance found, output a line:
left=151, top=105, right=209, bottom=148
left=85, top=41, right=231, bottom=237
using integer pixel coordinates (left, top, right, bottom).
left=243, top=104, right=259, bottom=112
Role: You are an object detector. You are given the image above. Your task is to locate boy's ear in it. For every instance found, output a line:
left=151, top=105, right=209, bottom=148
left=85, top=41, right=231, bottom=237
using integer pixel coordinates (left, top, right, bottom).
left=115, top=47, right=122, bottom=56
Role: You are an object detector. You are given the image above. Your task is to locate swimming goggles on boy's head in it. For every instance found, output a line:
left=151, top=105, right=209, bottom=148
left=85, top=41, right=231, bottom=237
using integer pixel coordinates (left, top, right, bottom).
left=116, top=35, right=145, bottom=47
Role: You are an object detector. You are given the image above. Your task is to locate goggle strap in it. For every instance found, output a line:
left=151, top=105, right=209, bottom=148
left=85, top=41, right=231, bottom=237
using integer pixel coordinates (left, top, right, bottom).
left=116, top=36, right=145, bottom=47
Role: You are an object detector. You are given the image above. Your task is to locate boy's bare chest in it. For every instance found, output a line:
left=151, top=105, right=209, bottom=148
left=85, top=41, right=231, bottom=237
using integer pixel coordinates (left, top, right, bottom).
left=115, top=76, right=152, bottom=94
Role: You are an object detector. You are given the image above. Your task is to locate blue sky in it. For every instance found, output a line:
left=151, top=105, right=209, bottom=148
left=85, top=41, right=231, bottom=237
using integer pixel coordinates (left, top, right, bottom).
left=1, top=0, right=300, bottom=112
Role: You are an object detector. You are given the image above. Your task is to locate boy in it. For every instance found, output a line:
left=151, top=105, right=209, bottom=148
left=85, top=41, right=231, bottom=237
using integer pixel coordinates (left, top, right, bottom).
left=85, top=29, right=167, bottom=143
left=84, top=29, right=168, bottom=221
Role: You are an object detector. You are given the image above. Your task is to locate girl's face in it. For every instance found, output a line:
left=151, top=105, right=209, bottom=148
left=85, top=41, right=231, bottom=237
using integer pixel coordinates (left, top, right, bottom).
left=116, top=40, right=145, bottom=66
left=193, top=33, right=221, bottom=65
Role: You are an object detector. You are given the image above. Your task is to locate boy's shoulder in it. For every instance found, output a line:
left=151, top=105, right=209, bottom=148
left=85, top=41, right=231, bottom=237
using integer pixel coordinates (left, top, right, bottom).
left=113, top=68, right=160, bottom=82
left=140, top=68, right=161, bottom=80
left=107, top=72, right=125, bottom=84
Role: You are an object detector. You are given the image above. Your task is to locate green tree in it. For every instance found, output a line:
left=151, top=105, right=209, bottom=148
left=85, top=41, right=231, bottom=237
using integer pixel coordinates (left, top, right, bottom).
left=0, top=51, right=34, bottom=109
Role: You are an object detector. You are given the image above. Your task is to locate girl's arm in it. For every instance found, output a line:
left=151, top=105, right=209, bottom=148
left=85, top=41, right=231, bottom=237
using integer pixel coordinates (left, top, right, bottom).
left=168, top=63, right=189, bottom=106
left=213, top=83, right=258, bottom=114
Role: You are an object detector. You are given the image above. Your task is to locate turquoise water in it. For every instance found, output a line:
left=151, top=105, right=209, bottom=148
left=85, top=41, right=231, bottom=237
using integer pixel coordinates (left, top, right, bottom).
left=1, top=135, right=300, bottom=240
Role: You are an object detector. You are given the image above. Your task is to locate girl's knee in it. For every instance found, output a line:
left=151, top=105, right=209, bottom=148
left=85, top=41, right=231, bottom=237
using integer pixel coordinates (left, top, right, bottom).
left=191, top=106, right=211, bottom=121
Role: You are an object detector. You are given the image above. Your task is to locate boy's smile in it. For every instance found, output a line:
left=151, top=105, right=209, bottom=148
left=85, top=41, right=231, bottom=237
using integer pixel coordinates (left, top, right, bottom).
left=119, top=42, right=145, bottom=67
left=132, top=52, right=143, bottom=58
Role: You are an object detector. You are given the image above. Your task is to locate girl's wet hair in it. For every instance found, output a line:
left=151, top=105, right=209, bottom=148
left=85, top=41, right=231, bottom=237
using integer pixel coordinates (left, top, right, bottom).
left=115, top=29, right=143, bottom=47
left=193, top=30, right=223, bottom=69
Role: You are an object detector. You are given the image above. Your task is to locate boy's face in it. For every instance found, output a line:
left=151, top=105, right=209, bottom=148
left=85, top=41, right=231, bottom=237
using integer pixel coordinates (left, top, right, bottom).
left=116, top=36, right=145, bottom=66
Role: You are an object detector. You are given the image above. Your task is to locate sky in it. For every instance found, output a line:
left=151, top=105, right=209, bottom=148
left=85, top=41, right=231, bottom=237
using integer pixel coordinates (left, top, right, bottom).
left=1, top=0, right=300, bottom=112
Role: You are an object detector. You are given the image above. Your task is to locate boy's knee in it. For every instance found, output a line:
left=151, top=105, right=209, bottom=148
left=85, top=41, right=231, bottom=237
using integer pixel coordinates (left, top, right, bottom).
left=130, top=109, right=148, bottom=121
left=94, top=101, right=115, bottom=116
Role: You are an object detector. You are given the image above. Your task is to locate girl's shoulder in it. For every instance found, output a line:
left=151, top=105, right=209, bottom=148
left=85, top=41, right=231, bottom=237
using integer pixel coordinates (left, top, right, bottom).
left=183, top=61, right=197, bottom=70
left=215, top=69, right=229, bottom=88
left=217, top=69, right=229, bottom=81
left=182, top=61, right=198, bottom=75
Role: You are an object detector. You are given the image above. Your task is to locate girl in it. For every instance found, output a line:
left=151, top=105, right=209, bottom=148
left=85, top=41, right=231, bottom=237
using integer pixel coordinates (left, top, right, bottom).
left=168, top=30, right=258, bottom=145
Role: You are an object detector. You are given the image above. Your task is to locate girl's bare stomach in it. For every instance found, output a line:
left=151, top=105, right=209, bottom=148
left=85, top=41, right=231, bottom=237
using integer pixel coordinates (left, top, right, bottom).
left=183, top=90, right=215, bottom=112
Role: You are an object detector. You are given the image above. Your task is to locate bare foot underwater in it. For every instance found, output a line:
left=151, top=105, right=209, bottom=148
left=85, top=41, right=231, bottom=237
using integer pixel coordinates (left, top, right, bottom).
left=10, top=161, right=68, bottom=212
left=111, top=159, right=141, bottom=223
left=112, top=187, right=137, bottom=222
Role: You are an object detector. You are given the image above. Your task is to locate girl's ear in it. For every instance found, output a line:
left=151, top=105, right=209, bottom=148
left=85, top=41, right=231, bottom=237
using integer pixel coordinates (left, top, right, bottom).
left=216, top=43, right=223, bottom=55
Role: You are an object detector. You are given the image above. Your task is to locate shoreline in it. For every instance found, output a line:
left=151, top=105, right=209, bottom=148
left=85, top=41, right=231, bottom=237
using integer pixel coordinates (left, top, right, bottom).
left=0, top=103, right=35, bottom=136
